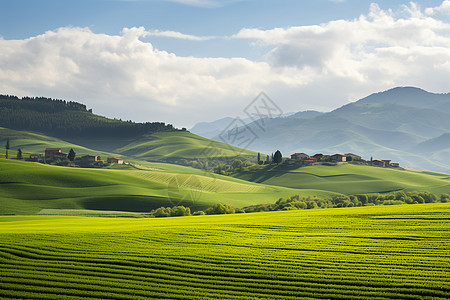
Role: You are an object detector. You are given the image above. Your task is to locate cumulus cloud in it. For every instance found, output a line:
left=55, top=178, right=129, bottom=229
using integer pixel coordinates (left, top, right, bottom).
left=425, top=0, right=450, bottom=15
left=146, top=29, right=214, bottom=41
left=0, top=26, right=277, bottom=126
left=1, top=2, right=450, bottom=127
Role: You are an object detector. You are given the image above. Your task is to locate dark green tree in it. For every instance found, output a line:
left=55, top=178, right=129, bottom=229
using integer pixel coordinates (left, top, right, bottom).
left=273, top=150, right=282, bottom=164
left=257, top=152, right=261, bottom=165
left=68, top=148, right=76, bottom=161
left=5, top=137, right=10, bottom=159
left=17, top=148, right=22, bottom=160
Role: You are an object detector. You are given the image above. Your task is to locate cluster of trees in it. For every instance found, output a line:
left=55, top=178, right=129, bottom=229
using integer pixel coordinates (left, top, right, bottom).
left=148, top=190, right=448, bottom=219
left=243, top=191, right=448, bottom=212
left=0, top=95, right=88, bottom=113
left=149, top=203, right=243, bottom=218
left=0, top=94, right=177, bottom=138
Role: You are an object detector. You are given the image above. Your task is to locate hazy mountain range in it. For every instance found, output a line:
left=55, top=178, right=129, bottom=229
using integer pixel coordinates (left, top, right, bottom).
left=191, top=87, right=450, bottom=173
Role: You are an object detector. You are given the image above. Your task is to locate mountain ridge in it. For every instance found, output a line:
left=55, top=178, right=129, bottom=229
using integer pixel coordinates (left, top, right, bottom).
left=194, top=87, right=450, bottom=173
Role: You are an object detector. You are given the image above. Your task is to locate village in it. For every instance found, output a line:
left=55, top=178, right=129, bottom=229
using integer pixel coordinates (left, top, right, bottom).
left=285, top=152, right=400, bottom=168
left=19, top=148, right=126, bottom=166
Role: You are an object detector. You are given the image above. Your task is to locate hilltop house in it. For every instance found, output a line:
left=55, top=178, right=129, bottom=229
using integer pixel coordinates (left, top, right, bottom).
left=107, top=157, right=124, bottom=165
left=331, top=154, right=346, bottom=162
left=45, top=148, right=68, bottom=160
left=382, top=160, right=391, bottom=167
left=372, top=160, right=386, bottom=167
left=291, top=153, right=309, bottom=160
left=345, top=153, right=362, bottom=161
left=80, top=154, right=99, bottom=163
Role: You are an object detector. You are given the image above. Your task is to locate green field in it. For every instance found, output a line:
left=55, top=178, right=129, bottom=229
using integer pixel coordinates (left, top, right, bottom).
left=0, top=159, right=338, bottom=215
left=236, top=164, right=450, bottom=195
left=0, top=127, right=118, bottom=159
left=0, top=203, right=449, bottom=299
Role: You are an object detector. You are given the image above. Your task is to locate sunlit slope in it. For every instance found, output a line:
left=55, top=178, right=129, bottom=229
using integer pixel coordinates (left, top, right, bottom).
left=0, top=127, right=119, bottom=158
left=1, top=204, right=449, bottom=299
left=114, top=131, right=257, bottom=161
left=236, top=164, right=450, bottom=195
left=0, top=159, right=336, bottom=214
left=1, top=127, right=257, bottom=163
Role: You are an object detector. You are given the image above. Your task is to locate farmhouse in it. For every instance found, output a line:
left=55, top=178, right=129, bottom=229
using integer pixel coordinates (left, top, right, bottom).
left=372, top=160, right=386, bottom=167
left=80, top=154, right=99, bottom=163
left=291, top=153, right=309, bottom=160
left=331, top=154, right=346, bottom=162
left=107, top=157, right=124, bottom=164
left=45, top=148, right=68, bottom=160
left=345, top=153, right=362, bottom=161
left=382, top=160, right=391, bottom=167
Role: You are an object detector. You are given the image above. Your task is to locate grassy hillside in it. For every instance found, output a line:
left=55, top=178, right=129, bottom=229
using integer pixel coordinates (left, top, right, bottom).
left=0, top=127, right=118, bottom=159
left=0, top=159, right=337, bottom=215
left=1, top=203, right=449, bottom=299
left=235, top=164, right=450, bottom=195
left=113, top=131, right=257, bottom=161
left=0, top=126, right=257, bottom=163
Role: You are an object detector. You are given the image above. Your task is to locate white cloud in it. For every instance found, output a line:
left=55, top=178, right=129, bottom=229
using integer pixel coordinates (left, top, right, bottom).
left=425, top=0, right=450, bottom=15
left=146, top=29, right=214, bottom=41
left=1, top=2, right=450, bottom=127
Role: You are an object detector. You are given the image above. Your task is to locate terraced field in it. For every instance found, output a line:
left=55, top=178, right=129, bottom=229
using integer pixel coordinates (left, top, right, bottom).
left=0, top=203, right=449, bottom=299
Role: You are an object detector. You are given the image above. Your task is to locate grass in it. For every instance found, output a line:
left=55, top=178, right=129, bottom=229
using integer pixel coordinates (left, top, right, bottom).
left=0, top=127, right=118, bottom=159
left=0, top=158, right=338, bottom=215
left=114, top=131, right=257, bottom=161
left=0, top=203, right=449, bottom=299
left=235, top=163, right=450, bottom=195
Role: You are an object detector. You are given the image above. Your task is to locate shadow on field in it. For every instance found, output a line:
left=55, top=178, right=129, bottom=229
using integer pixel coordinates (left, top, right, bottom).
left=80, top=196, right=171, bottom=212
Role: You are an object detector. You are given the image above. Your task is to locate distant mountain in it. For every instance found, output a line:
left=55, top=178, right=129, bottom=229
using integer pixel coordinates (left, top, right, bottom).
left=203, top=87, right=450, bottom=173
left=190, top=111, right=319, bottom=139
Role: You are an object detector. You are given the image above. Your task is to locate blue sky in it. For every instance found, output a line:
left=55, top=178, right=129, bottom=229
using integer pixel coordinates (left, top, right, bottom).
left=1, top=0, right=450, bottom=127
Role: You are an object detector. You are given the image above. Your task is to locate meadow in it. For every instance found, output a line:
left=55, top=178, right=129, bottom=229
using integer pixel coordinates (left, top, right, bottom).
left=236, top=164, right=450, bottom=195
left=0, top=203, right=449, bottom=299
left=0, top=159, right=337, bottom=215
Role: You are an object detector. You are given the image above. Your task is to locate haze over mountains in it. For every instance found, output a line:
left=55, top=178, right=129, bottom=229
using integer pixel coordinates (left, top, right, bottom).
left=191, top=87, right=450, bottom=173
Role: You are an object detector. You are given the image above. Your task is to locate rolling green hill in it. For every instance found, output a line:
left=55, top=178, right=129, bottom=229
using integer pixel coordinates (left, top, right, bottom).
left=0, top=95, right=257, bottom=163
left=0, top=127, right=119, bottom=159
left=0, top=158, right=337, bottom=215
left=234, top=164, right=450, bottom=195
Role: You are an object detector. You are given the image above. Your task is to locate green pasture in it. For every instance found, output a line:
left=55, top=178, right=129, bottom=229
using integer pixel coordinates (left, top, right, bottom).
left=236, top=163, right=450, bottom=195
left=0, top=127, right=117, bottom=159
left=114, top=131, right=257, bottom=161
left=0, top=159, right=336, bottom=215
left=0, top=203, right=449, bottom=299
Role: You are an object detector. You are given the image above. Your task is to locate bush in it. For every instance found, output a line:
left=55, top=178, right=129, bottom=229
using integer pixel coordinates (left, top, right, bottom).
left=193, top=211, right=206, bottom=216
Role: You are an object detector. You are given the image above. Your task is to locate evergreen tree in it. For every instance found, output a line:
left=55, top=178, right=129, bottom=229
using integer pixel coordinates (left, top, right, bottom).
left=5, top=138, right=10, bottom=159
left=266, top=155, right=270, bottom=164
left=257, top=152, right=261, bottom=165
left=273, top=150, right=282, bottom=164
left=17, top=148, right=22, bottom=160
left=68, top=148, right=76, bottom=161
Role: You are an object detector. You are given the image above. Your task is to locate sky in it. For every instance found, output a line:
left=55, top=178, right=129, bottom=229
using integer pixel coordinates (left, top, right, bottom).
left=1, top=0, right=450, bottom=128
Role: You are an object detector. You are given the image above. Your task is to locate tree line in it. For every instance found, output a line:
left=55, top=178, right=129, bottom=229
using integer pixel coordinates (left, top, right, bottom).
left=0, top=94, right=177, bottom=138
left=148, top=191, right=449, bottom=218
